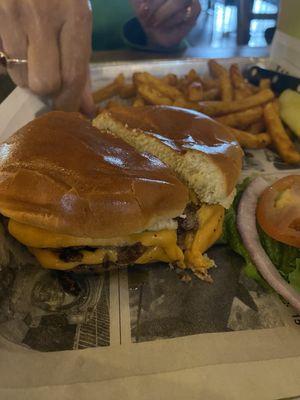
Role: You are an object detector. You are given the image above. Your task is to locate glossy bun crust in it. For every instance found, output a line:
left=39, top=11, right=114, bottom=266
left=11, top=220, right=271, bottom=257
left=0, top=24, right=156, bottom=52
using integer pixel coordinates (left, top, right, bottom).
left=105, top=106, right=243, bottom=197
left=0, top=111, right=188, bottom=238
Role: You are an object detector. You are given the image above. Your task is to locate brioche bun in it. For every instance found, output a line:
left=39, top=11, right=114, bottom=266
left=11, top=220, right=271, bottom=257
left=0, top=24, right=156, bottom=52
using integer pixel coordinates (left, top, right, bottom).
left=0, top=111, right=188, bottom=238
left=94, top=106, right=243, bottom=208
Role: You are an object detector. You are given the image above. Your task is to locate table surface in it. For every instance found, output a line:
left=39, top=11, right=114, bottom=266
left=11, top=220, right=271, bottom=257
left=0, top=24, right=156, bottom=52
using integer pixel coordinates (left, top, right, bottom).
left=0, top=46, right=269, bottom=104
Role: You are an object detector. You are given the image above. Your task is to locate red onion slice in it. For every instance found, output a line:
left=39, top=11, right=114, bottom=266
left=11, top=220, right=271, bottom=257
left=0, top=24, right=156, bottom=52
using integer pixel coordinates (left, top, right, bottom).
left=237, top=176, right=300, bottom=312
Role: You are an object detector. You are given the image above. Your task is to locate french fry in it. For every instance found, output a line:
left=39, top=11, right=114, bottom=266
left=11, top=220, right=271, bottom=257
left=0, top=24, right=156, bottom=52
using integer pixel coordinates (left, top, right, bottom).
left=208, top=59, right=233, bottom=101
left=227, top=127, right=272, bottom=149
left=201, top=77, right=219, bottom=90
left=233, top=89, right=247, bottom=101
left=137, top=84, right=173, bottom=106
left=119, top=83, right=136, bottom=99
left=259, top=78, right=271, bottom=90
left=173, top=97, right=198, bottom=110
left=186, top=81, right=203, bottom=102
left=284, top=125, right=294, bottom=139
left=186, top=69, right=202, bottom=83
left=216, top=107, right=263, bottom=129
left=250, top=83, right=260, bottom=93
left=230, top=64, right=251, bottom=89
left=230, top=64, right=253, bottom=100
left=197, top=89, right=275, bottom=117
left=177, top=70, right=206, bottom=95
left=93, top=64, right=297, bottom=163
left=132, top=95, right=145, bottom=107
left=106, top=100, right=122, bottom=110
left=220, top=74, right=233, bottom=101
left=264, top=103, right=300, bottom=164
left=203, top=88, right=220, bottom=101
left=272, top=98, right=280, bottom=114
left=177, top=76, right=189, bottom=93
left=248, top=120, right=266, bottom=134
left=162, top=73, right=178, bottom=86
left=93, top=73, right=125, bottom=103
left=208, top=60, right=227, bottom=77
left=134, top=72, right=181, bottom=100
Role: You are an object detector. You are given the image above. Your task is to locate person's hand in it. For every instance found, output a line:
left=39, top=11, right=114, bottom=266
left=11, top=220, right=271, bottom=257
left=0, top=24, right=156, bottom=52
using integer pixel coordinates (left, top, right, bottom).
left=130, top=0, right=201, bottom=48
left=0, top=0, right=94, bottom=114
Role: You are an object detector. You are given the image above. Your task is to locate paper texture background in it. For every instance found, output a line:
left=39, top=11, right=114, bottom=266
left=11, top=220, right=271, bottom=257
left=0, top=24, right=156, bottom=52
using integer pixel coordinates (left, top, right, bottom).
left=0, top=59, right=299, bottom=400
left=270, top=30, right=300, bottom=78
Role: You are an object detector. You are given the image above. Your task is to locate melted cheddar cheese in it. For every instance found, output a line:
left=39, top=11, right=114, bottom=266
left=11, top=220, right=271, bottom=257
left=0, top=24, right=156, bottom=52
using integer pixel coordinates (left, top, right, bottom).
left=184, top=204, right=224, bottom=270
left=8, top=220, right=130, bottom=248
left=30, top=244, right=176, bottom=270
left=9, top=204, right=224, bottom=271
left=136, top=246, right=171, bottom=264
left=29, top=247, right=118, bottom=270
left=14, top=226, right=184, bottom=270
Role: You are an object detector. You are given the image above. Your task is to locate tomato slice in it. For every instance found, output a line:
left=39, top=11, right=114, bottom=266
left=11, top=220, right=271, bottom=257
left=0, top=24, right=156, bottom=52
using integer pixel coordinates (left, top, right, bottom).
left=257, top=175, right=300, bottom=248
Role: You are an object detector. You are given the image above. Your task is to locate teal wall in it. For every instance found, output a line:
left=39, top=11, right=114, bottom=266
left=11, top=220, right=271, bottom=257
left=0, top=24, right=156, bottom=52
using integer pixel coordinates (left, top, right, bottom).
left=91, top=0, right=134, bottom=50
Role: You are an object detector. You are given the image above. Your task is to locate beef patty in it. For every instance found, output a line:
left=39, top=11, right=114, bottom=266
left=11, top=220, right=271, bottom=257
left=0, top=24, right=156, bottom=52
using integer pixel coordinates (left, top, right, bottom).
left=56, top=242, right=146, bottom=266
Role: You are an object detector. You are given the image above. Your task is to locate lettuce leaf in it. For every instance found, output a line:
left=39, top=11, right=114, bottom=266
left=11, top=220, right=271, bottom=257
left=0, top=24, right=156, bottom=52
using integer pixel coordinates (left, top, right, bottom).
left=222, top=178, right=300, bottom=292
left=257, top=226, right=300, bottom=275
left=289, top=261, right=300, bottom=292
left=222, top=178, right=266, bottom=286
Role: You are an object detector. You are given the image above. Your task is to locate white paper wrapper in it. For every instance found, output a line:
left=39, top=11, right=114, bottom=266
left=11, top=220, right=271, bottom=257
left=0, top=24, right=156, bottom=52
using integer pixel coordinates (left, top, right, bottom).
left=0, top=59, right=300, bottom=400
left=270, top=30, right=300, bottom=78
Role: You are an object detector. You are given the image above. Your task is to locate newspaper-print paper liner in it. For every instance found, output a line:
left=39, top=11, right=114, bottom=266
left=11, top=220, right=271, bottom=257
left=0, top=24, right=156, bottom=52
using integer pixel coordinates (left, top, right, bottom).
left=0, top=59, right=299, bottom=400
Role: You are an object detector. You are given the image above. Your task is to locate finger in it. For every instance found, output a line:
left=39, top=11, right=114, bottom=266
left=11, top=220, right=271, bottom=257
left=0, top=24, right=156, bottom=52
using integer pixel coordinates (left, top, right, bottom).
left=163, top=0, right=201, bottom=29
left=151, top=0, right=191, bottom=27
left=176, top=17, right=199, bottom=37
left=163, top=7, right=189, bottom=28
left=130, top=0, right=165, bottom=23
left=54, top=6, right=92, bottom=112
left=80, top=71, right=96, bottom=117
left=0, top=28, right=28, bottom=87
left=148, top=15, right=198, bottom=48
left=27, top=29, right=61, bottom=96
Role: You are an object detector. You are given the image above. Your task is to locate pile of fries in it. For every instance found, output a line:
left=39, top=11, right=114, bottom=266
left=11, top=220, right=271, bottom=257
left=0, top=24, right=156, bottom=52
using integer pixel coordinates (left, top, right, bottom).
left=93, top=60, right=300, bottom=165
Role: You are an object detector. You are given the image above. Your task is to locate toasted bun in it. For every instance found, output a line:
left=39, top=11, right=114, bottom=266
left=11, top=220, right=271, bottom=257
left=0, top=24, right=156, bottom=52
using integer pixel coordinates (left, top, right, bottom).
left=0, top=111, right=188, bottom=238
left=94, top=106, right=243, bottom=207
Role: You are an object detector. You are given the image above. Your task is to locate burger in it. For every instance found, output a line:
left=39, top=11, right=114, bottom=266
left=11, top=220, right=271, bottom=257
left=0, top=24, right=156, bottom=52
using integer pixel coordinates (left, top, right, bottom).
left=0, top=107, right=242, bottom=280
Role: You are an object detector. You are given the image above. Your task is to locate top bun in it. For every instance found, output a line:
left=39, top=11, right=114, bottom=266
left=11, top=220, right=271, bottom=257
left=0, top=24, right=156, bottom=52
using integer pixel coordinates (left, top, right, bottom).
left=94, top=106, right=243, bottom=207
left=0, top=111, right=188, bottom=238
